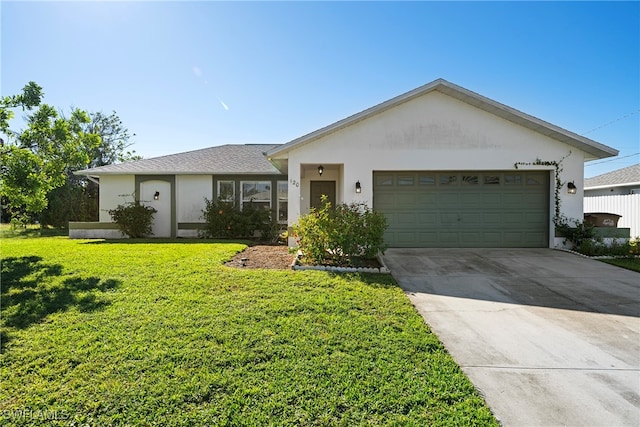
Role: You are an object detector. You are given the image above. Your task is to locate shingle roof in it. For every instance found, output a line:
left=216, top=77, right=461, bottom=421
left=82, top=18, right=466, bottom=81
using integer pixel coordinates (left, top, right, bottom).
left=584, top=164, right=640, bottom=189
left=266, top=78, right=618, bottom=161
left=76, top=144, right=283, bottom=176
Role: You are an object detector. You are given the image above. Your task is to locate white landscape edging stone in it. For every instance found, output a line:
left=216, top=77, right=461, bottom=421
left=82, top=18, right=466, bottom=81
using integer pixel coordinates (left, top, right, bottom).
left=291, top=251, right=391, bottom=274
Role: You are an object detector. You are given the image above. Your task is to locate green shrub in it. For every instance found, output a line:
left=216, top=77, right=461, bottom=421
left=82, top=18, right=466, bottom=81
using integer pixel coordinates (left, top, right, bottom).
left=555, top=216, right=597, bottom=249
left=108, top=200, right=157, bottom=238
left=201, top=198, right=276, bottom=241
left=293, top=196, right=388, bottom=266
left=557, top=216, right=639, bottom=257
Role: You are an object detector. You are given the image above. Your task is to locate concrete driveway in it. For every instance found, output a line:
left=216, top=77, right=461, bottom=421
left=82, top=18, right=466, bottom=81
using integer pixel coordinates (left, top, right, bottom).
left=383, top=248, right=640, bottom=426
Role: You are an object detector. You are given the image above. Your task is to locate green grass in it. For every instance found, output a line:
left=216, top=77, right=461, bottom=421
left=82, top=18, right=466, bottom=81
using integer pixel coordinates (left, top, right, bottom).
left=600, top=257, right=640, bottom=273
left=1, top=236, right=497, bottom=426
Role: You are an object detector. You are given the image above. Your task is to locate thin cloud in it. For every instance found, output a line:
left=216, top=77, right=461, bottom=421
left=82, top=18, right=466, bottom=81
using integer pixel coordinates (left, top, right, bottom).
left=218, top=98, right=229, bottom=111
left=193, top=65, right=229, bottom=111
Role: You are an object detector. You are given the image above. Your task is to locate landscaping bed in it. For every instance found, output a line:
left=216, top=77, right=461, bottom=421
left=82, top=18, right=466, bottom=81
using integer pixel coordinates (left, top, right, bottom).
left=225, top=245, right=295, bottom=269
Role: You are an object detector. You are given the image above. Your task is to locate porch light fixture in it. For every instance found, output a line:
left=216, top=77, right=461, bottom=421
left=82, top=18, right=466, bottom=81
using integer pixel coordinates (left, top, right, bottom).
left=567, top=182, right=577, bottom=194
left=355, top=181, right=362, bottom=193
left=154, top=191, right=160, bottom=200
left=318, top=165, right=324, bottom=176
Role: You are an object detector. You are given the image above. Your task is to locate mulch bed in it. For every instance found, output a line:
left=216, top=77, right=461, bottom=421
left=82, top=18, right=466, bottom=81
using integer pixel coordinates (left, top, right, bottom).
left=226, top=245, right=382, bottom=270
left=225, top=245, right=296, bottom=270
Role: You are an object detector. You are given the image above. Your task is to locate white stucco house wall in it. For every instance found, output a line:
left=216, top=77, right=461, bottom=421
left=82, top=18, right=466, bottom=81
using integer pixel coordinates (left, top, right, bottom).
left=72, top=79, right=618, bottom=248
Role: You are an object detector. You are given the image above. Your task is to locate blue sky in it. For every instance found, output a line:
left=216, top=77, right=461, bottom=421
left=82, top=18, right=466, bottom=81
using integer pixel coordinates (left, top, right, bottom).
left=2, top=1, right=638, bottom=178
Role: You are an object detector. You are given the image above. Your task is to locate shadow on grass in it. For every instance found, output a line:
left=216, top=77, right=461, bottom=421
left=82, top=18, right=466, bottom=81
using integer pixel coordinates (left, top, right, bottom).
left=1, top=256, right=120, bottom=352
left=0, top=227, right=68, bottom=239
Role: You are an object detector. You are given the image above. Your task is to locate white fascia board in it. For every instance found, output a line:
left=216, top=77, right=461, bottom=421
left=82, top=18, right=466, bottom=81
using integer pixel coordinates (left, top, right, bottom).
left=585, top=181, right=640, bottom=190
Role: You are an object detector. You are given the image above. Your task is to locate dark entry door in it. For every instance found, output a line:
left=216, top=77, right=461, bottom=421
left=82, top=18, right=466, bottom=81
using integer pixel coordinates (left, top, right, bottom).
left=310, top=181, right=336, bottom=210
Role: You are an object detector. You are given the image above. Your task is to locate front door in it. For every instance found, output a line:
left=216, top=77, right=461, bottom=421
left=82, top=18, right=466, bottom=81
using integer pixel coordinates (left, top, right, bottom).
left=310, top=181, right=336, bottom=210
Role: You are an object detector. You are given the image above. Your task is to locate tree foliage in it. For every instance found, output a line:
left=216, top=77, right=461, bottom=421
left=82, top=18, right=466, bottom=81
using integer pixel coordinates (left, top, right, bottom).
left=1, top=82, right=137, bottom=227
left=40, top=111, right=139, bottom=227
left=0, top=81, right=43, bottom=137
left=85, top=111, right=140, bottom=167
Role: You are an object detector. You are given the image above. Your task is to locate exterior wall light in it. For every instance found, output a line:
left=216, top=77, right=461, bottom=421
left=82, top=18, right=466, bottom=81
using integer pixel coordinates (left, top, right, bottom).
left=317, top=165, right=324, bottom=176
left=567, top=182, right=577, bottom=194
left=154, top=191, right=160, bottom=200
left=355, top=181, right=362, bottom=193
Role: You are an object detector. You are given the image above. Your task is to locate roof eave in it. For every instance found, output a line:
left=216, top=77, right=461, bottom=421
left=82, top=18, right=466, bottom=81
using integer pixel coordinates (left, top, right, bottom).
left=75, top=170, right=284, bottom=176
left=585, top=181, right=640, bottom=191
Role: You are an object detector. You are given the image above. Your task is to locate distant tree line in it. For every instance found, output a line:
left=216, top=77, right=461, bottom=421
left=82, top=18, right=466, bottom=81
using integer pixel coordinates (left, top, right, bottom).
left=0, top=82, right=140, bottom=227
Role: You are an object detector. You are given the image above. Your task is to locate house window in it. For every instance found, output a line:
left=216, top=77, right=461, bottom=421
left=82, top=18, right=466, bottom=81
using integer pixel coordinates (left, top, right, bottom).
left=505, top=174, right=522, bottom=185
left=277, top=181, right=288, bottom=223
left=484, top=175, right=501, bottom=185
left=398, top=176, right=415, bottom=186
left=526, top=176, right=542, bottom=185
left=241, top=181, right=271, bottom=211
left=376, top=175, right=393, bottom=186
left=440, top=175, right=458, bottom=185
left=419, top=175, right=436, bottom=185
left=217, top=180, right=235, bottom=202
left=462, top=175, right=479, bottom=185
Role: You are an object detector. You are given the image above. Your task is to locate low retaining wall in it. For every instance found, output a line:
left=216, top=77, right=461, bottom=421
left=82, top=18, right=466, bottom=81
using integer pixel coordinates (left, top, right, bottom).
left=69, top=222, right=123, bottom=239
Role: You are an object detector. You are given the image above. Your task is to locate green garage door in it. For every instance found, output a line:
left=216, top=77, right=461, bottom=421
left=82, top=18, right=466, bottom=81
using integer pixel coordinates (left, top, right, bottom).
left=373, top=171, right=550, bottom=248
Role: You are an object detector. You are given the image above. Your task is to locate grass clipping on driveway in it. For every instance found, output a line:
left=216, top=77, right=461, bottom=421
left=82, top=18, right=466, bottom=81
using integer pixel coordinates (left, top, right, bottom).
left=1, top=237, right=497, bottom=426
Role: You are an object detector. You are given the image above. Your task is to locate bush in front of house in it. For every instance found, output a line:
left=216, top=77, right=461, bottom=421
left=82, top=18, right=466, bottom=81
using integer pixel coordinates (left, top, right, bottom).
left=293, top=196, right=388, bottom=266
left=108, top=200, right=157, bottom=238
left=201, top=198, right=276, bottom=241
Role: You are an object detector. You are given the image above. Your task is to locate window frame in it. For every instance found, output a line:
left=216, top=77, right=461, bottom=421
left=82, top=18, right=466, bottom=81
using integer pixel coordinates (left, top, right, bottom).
left=240, top=180, right=272, bottom=211
left=277, top=180, right=288, bottom=223
left=217, top=180, right=235, bottom=203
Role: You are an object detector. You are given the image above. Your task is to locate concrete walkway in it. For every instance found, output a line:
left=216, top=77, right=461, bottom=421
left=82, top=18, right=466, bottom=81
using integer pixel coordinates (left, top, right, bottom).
left=383, top=248, right=640, bottom=426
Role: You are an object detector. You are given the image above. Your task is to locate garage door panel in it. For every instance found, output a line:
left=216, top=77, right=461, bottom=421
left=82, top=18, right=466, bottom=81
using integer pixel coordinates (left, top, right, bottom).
left=417, top=213, right=438, bottom=223
left=482, top=194, right=503, bottom=205
left=500, top=212, right=526, bottom=224
left=481, top=233, right=502, bottom=245
left=459, top=193, right=485, bottom=206
left=392, top=232, right=418, bottom=245
left=374, top=171, right=549, bottom=248
left=395, top=194, right=419, bottom=207
left=459, top=232, right=483, bottom=244
left=483, top=212, right=504, bottom=224
left=416, top=193, right=438, bottom=205
left=373, top=193, right=396, bottom=209
left=438, top=193, right=459, bottom=206
left=502, top=193, right=525, bottom=206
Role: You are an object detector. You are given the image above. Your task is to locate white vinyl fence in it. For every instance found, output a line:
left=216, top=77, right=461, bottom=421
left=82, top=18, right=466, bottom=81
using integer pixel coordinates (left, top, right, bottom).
left=584, top=194, right=640, bottom=239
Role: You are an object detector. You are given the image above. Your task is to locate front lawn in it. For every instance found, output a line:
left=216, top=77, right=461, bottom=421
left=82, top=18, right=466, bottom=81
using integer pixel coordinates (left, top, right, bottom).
left=1, top=237, right=496, bottom=426
left=600, top=257, right=640, bottom=273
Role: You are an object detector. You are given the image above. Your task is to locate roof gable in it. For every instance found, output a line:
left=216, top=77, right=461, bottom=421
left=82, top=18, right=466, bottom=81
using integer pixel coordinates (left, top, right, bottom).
left=266, top=79, right=618, bottom=161
left=585, top=163, right=640, bottom=189
left=76, top=144, right=283, bottom=176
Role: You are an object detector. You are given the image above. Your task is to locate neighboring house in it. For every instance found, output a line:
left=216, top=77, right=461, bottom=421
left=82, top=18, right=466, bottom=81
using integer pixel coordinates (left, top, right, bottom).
left=584, top=164, right=640, bottom=238
left=72, top=79, right=618, bottom=248
left=584, top=164, right=640, bottom=196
